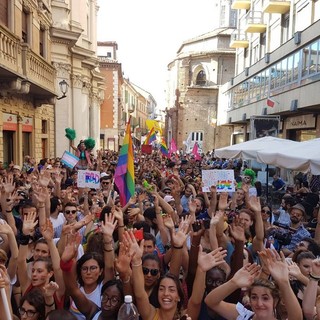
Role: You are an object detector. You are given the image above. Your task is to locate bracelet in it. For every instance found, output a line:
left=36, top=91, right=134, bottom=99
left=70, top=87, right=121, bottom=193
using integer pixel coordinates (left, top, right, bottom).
left=60, top=259, right=73, bottom=272
left=123, top=276, right=131, bottom=284
left=310, top=273, right=320, bottom=281
left=118, top=225, right=125, bottom=228
left=131, top=261, right=142, bottom=267
left=19, top=234, right=31, bottom=245
left=45, top=301, right=55, bottom=307
left=5, top=210, right=12, bottom=213
left=38, top=206, right=45, bottom=209
left=172, top=245, right=183, bottom=249
left=103, top=248, right=114, bottom=252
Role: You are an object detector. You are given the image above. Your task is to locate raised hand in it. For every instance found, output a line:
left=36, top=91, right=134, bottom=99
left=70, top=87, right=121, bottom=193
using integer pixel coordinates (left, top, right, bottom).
left=197, top=246, right=227, bottom=272
left=231, top=263, right=261, bottom=288
left=218, top=192, right=229, bottom=211
left=22, top=211, right=38, bottom=236
left=311, top=257, right=320, bottom=277
left=115, top=242, right=132, bottom=276
left=229, top=216, right=246, bottom=242
left=2, top=174, right=15, bottom=194
left=287, top=261, right=303, bottom=280
left=100, top=213, right=117, bottom=240
left=210, top=210, right=224, bottom=227
left=43, top=281, right=59, bottom=298
left=259, top=249, right=289, bottom=283
left=0, top=221, right=14, bottom=235
left=38, top=170, right=51, bottom=187
left=61, top=232, right=81, bottom=262
left=33, top=186, right=49, bottom=205
left=122, top=230, right=144, bottom=264
left=111, top=206, right=123, bottom=222
left=247, top=196, right=261, bottom=212
left=188, top=199, right=197, bottom=213
left=40, top=218, right=54, bottom=241
left=163, top=214, right=175, bottom=231
left=171, top=216, right=190, bottom=248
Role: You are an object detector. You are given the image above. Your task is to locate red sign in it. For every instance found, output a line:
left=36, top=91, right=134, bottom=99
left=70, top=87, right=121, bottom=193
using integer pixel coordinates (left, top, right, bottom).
left=22, top=116, right=33, bottom=132
left=141, top=145, right=152, bottom=154
left=3, top=113, right=17, bottom=131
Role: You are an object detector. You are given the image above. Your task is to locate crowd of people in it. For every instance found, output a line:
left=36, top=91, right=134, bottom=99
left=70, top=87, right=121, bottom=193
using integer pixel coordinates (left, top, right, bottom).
left=0, top=148, right=320, bottom=320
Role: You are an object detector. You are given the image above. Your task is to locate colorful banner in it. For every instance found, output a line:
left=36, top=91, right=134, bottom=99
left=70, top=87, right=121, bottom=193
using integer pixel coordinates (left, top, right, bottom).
left=202, top=169, right=235, bottom=193
left=77, top=170, right=101, bottom=189
left=61, top=151, right=79, bottom=169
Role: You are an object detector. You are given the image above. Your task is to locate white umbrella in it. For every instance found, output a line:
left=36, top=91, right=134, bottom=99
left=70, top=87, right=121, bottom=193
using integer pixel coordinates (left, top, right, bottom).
left=214, top=136, right=299, bottom=160
left=257, top=138, right=320, bottom=175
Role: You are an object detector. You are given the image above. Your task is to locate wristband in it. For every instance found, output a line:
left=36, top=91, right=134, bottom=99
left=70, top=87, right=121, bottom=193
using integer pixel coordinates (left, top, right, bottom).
left=19, top=234, right=31, bottom=245
left=310, top=273, right=320, bottom=281
left=103, top=248, right=114, bottom=252
left=131, top=261, right=142, bottom=267
left=118, top=225, right=124, bottom=228
left=123, top=276, right=131, bottom=284
left=172, top=245, right=183, bottom=249
left=45, top=301, right=55, bottom=307
left=60, top=259, right=73, bottom=272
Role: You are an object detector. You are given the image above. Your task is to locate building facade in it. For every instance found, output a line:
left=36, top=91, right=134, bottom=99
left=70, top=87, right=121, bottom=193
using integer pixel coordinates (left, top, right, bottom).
left=98, top=41, right=123, bottom=151
left=165, top=28, right=236, bottom=153
left=220, top=0, right=320, bottom=143
left=51, top=0, right=104, bottom=158
left=0, top=0, right=56, bottom=167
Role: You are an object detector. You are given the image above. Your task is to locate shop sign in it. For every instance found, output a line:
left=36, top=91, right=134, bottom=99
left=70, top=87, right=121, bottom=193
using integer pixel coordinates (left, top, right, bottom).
left=22, top=116, right=33, bottom=132
left=286, top=114, right=316, bottom=129
left=2, top=113, right=17, bottom=131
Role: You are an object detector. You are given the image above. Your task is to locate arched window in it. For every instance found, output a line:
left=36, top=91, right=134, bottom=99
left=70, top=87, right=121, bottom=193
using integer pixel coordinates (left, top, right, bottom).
left=196, top=70, right=206, bottom=85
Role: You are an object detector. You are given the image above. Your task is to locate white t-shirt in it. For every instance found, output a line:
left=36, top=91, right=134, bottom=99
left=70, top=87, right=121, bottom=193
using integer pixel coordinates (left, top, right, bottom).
left=50, top=212, right=66, bottom=238
left=69, top=282, right=103, bottom=320
left=236, top=302, right=254, bottom=320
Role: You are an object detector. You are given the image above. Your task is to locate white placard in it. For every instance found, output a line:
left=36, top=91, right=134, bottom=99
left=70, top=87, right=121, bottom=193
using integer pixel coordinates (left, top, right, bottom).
left=202, top=169, right=235, bottom=193
left=77, top=170, right=101, bottom=189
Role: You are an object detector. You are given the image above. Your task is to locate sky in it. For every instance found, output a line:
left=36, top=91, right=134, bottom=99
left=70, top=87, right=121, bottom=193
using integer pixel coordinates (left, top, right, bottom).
left=97, top=0, right=219, bottom=109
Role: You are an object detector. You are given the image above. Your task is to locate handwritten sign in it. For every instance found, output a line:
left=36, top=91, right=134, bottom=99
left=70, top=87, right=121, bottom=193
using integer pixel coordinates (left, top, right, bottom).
left=77, top=170, right=101, bottom=189
left=202, top=170, right=235, bottom=193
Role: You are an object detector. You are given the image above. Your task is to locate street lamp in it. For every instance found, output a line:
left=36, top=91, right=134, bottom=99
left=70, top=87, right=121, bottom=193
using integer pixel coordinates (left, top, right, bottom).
left=57, top=80, right=69, bottom=100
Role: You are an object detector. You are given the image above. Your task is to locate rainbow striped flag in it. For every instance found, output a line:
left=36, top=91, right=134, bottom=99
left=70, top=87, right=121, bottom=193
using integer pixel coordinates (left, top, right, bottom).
left=144, top=127, right=156, bottom=145
left=114, top=117, right=135, bottom=206
left=160, top=137, right=169, bottom=157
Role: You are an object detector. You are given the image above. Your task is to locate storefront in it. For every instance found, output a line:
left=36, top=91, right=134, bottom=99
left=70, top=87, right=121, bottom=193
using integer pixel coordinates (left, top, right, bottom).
left=284, top=114, right=317, bottom=141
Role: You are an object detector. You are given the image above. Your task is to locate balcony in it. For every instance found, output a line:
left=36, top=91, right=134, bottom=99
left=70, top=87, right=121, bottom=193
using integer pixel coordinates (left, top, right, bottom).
left=0, top=25, right=22, bottom=77
left=263, top=0, right=290, bottom=14
left=244, top=11, right=267, bottom=33
left=231, top=0, right=251, bottom=10
left=230, top=30, right=249, bottom=48
left=21, top=44, right=55, bottom=95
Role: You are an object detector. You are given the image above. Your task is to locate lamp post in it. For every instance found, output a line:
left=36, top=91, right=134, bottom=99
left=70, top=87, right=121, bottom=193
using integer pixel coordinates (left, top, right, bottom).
left=57, top=80, right=69, bottom=100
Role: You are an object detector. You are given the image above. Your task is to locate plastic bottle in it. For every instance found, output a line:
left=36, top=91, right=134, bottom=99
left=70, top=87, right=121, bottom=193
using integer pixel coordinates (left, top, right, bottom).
left=117, top=295, right=139, bottom=320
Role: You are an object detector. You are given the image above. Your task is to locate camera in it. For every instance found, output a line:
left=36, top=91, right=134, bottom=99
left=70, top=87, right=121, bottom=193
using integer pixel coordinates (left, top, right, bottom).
left=269, top=221, right=293, bottom=246
left=192, top=219, right=211, bottom=232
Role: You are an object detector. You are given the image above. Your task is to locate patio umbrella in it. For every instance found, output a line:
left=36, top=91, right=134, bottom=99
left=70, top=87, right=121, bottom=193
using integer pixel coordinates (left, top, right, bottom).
left=257, top=138, right=320, bottom=175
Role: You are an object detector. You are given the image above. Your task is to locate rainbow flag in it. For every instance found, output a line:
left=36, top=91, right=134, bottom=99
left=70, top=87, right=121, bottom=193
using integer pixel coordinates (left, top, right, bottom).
left=160, top=137, right=169, bottom=157
left=114, top=117, right=135, bottom=206
left=144, top=127, right=156, bottom=145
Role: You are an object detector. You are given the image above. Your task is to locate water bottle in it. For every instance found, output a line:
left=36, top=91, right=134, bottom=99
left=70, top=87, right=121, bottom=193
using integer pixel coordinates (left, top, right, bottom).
left=117, top=295, right=139, bottom=320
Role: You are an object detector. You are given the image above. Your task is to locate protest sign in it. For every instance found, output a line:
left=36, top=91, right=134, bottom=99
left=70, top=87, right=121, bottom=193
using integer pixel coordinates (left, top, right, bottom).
left=202, top=169, right=235, bottom=192
left=77, top=170, right=101, bottom=189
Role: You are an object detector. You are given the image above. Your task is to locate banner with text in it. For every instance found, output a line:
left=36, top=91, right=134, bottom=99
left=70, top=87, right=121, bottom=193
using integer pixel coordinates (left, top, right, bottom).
left=202, top=169, right=235, bottom=193
left=77, top=170, right=101, bottom=189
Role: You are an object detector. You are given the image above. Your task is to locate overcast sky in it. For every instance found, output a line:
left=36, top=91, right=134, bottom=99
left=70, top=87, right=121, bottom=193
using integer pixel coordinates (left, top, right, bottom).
left=97, top=0, right=219, bottom=109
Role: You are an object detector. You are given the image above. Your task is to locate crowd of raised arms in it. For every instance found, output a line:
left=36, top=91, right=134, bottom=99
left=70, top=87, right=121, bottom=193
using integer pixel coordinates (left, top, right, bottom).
left=1, top=149, right=320, bottom=320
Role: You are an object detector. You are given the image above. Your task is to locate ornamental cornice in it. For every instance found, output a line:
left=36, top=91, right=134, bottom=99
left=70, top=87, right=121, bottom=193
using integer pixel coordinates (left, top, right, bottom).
left=52, top=62, right=71, bottom=77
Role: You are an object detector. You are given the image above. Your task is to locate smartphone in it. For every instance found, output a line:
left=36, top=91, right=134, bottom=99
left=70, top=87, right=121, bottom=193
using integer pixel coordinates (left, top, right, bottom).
left=202, top=219, right=211, bottom=229
left=134, top=229, right=144, bottom=241
left=192, top=221, right=202, bottom=232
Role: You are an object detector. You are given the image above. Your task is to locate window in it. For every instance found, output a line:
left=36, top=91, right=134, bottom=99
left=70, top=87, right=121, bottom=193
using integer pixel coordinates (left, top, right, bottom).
left=0, top=0, right=8, bottom=26
left=281, top=14, right=290, bottom=44
left=41, top=120, right=47, bottom=134
left=107, top=52, right=111, bottom=58
left=39, top=27, right=45, bottom=57
left=22, top=9, right=29, bottom=43
left=196, top=70, right=206, bottom=86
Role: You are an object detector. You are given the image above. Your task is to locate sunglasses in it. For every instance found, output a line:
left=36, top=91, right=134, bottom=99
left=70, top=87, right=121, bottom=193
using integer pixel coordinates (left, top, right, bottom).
left=164, top=191, right=171, bottom=194
left=261, top=209, right=271, bottom=214
left=142, top=267, right=159, bottom=276
left=65, top=210, right=77, bottom=214
left=102, top=181, right=110, bottom=185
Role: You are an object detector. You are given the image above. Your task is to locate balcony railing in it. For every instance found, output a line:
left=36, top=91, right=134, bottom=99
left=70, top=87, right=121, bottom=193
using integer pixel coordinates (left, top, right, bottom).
left=0, top=25, right=21, bottom=75
left=244, top=11, right=267, bottom=33
left=231, top=0, right=251, bottom=10
left=21, top=44, right=55, bottom=93
left=263, top=0, right=290, bottom=14
left=230, top=30, right=249, bottom=48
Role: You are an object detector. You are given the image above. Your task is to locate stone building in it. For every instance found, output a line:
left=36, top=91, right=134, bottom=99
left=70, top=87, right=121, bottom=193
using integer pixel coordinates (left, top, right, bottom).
left=221, top=0, right=320, bottom=143
left=0, top=0, right=56, bottom=166
left=98, top=41, right=123, bottom=151
left=165, top=28, right=235, bottom=153
left=51, top=0, right=104, bottom=158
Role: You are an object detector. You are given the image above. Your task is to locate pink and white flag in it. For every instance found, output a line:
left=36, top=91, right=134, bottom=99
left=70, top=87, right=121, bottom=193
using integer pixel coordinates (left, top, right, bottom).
left=169, top=138, right=177, bottom=154
left=192, top=142, right=201, bottom=161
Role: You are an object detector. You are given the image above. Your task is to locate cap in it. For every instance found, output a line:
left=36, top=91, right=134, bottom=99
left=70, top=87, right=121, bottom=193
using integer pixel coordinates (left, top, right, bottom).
left=124, top=295, right=133, bottom=303
left=100, top=172, right=108, bottom=178
left=289, top=203, right=306, bottom=216
left=13, top=165, right=21, bottom=170
left=162, top=186, right=171, bottom=192
left=46, top=165, right=52, bottom=169
left=164, top=195, right=175, bottom=203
